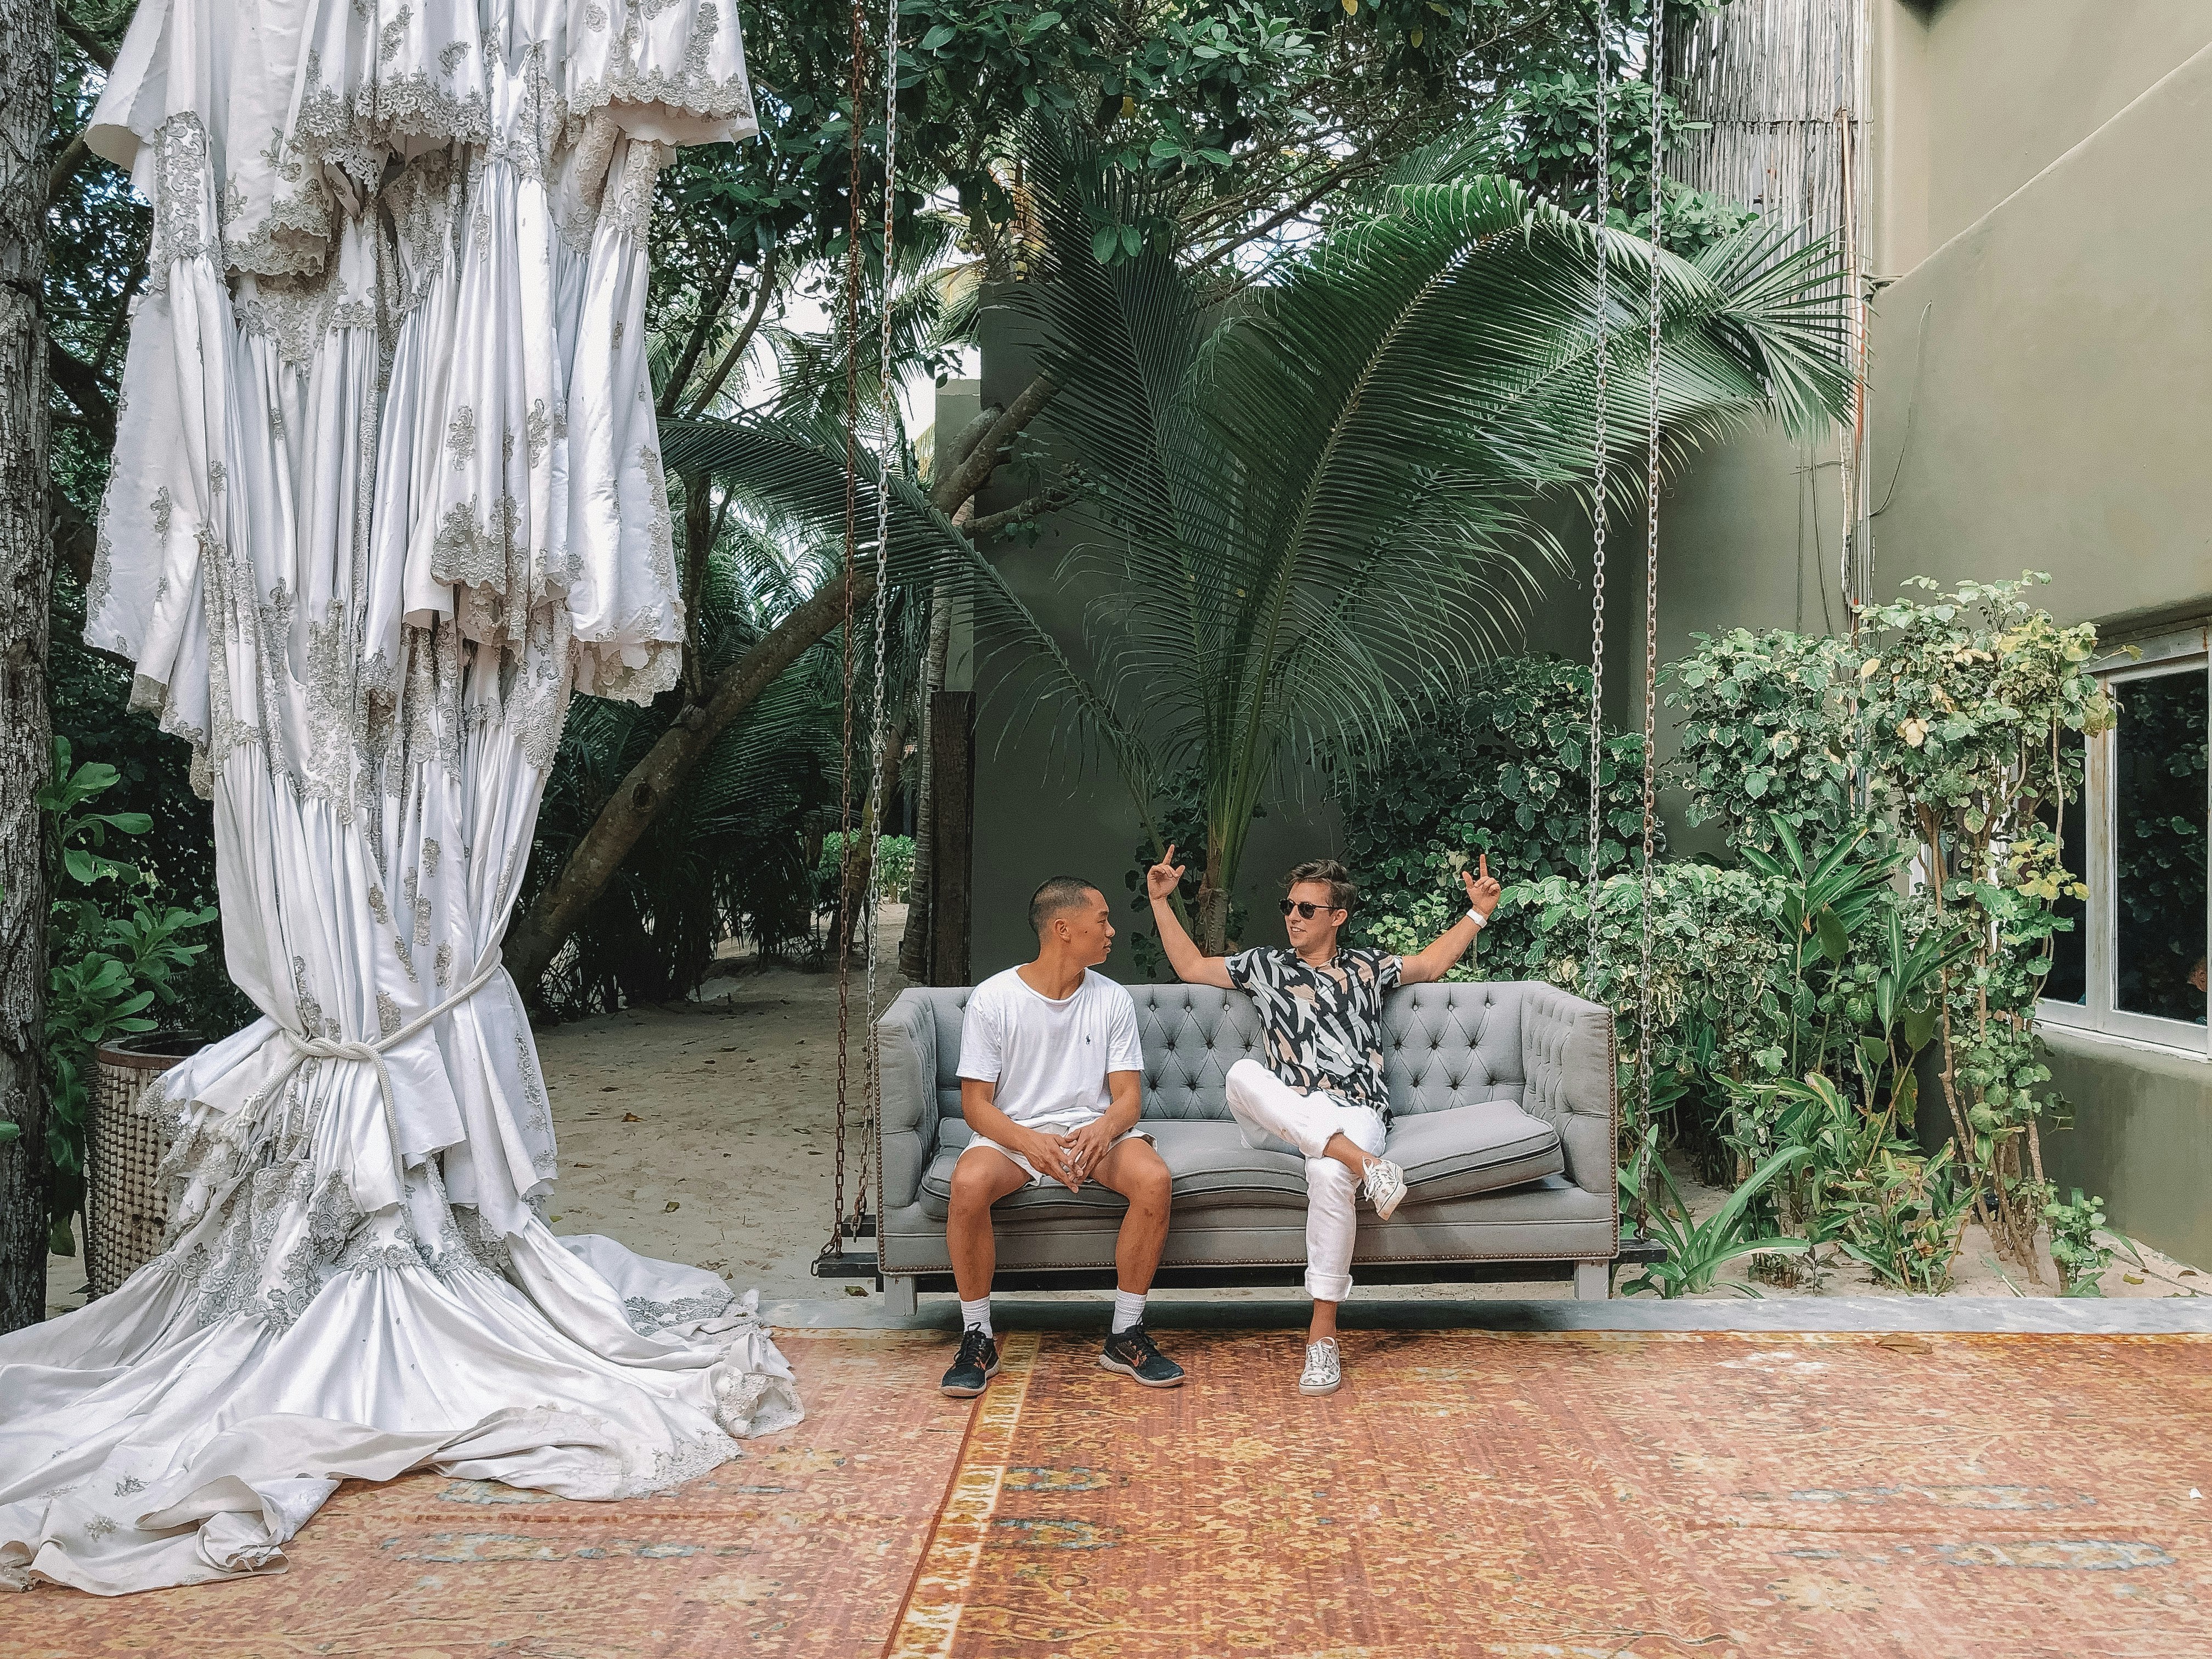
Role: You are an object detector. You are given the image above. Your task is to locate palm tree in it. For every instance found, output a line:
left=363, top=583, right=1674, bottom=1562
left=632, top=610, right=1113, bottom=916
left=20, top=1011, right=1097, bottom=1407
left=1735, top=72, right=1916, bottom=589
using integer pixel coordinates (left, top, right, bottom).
left=999, top=124, right=1852, bottom=947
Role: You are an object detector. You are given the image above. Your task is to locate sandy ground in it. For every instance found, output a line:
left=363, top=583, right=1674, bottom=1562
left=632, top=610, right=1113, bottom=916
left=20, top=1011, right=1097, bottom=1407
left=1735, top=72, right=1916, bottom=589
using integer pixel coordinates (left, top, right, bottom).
left=43, top=900, right=2202, bottom=1318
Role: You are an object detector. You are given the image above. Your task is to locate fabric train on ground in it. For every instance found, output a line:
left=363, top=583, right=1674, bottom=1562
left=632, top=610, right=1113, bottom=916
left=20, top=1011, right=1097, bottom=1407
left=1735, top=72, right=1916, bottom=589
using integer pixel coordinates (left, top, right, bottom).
left=0, top=0, right=798, bottom=1599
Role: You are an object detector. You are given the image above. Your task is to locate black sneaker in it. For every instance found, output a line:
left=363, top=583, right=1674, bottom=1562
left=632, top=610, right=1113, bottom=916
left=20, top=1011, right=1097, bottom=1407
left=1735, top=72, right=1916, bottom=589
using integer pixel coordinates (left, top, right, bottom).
left=1099, top=1323, right=1186, bottom=1389
left=940, top=1328, right=1000, bottom=1397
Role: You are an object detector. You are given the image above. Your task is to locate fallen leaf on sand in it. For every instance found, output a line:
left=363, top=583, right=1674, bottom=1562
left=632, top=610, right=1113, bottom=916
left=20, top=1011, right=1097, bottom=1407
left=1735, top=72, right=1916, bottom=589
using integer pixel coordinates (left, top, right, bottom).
left=664, top=1200, right=681, bottom=1212
left=622, top=1112, right=643, bottom=1122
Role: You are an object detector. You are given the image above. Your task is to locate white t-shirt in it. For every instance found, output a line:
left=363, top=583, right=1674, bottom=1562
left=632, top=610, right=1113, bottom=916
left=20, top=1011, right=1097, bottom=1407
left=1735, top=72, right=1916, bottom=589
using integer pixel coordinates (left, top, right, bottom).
left=957, top=967, right=1146, bottom=1131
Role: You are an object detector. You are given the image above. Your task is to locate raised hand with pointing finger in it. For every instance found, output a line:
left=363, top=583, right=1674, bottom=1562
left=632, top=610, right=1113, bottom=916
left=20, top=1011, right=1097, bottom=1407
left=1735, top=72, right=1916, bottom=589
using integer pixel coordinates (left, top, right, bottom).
left=1146, top=845, right=1186, bottom=902
left=1461, top=853, right=1502, bottom=922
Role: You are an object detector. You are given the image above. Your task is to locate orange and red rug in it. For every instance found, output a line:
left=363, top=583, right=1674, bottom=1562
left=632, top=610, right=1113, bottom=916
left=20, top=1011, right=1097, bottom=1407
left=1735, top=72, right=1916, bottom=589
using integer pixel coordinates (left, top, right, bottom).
left=889, top=1328, right=2212, bottom=1659
left=7, top=1326, right=2212, bottom=1658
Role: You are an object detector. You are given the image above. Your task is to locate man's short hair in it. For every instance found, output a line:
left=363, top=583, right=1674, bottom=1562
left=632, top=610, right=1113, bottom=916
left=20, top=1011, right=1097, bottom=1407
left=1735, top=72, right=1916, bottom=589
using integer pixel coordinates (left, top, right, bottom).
left=1284, top=859, right=1356, bottom=913
left=1030, top=876, right=1103, bottom=934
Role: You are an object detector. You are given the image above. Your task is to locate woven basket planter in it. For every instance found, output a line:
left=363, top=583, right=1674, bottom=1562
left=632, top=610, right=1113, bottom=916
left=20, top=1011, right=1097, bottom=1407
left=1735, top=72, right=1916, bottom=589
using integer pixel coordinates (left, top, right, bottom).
left=87, top=1032, right=204, bottom=1298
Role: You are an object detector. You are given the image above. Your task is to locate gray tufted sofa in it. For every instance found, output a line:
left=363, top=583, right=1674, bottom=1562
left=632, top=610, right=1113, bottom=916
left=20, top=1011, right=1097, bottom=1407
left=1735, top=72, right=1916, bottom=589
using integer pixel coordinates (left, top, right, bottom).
left=869, top=980, right=1627, bottom=1310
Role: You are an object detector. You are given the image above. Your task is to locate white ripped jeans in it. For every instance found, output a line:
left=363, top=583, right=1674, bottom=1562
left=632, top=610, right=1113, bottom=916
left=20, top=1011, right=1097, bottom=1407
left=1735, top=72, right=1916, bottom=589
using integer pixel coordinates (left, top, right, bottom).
left=1224, top=1057, right=1387, bottom=1304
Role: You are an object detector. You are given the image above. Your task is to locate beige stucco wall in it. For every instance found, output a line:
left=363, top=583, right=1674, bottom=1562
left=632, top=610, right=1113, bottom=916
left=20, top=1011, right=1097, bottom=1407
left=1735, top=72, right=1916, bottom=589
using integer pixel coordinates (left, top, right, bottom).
left=1661, top=1, right=2212, bottom=1259
left=1873, top=0, right=2212, bottom=275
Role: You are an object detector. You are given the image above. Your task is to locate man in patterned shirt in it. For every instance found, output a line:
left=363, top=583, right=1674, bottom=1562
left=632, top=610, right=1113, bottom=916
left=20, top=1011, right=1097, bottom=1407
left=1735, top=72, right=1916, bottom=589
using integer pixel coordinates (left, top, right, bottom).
left=1147, top=853, right=1502, bottom=1395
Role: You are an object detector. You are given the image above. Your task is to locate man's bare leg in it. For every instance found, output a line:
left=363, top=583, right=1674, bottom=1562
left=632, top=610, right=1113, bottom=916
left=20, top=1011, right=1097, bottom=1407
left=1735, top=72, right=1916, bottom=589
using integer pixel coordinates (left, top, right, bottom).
left=1091, top=1137, right=1172, bottom=1294
left=947, top=1144, right=1031, bottom=1302
left=1088, top=1137, right=1186, bottom=1386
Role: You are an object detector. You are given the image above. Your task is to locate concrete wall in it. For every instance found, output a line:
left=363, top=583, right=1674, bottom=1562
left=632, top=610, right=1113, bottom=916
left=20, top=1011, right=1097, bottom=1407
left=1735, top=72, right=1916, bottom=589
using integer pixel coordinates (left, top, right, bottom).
left=1872, top=0, right=2212, bottom=276
left=1661, top=0, right=2212, bottom=1258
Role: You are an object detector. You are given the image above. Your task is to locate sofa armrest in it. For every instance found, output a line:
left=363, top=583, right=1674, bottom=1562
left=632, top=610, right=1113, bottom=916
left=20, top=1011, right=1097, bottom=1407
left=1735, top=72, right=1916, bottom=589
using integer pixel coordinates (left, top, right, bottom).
left=877, top=991, right=941, bottom=1211
left=1519, top=982, right=1617, bottom=1202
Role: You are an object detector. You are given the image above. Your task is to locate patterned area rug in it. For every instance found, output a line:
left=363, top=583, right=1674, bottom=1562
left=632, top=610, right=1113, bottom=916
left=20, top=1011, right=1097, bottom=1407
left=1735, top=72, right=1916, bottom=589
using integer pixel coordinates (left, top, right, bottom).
left=888, top=1329, right=2212, bottom=1659
left=0, top=1330, right=968, bottom=1658
left=10, top=1327, right=2212, bottom=1657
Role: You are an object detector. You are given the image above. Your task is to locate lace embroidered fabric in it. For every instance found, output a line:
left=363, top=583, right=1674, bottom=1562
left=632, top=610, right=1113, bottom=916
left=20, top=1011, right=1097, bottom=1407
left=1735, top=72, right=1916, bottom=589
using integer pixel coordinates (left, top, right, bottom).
left=3, top=0, right=793, bottom=1601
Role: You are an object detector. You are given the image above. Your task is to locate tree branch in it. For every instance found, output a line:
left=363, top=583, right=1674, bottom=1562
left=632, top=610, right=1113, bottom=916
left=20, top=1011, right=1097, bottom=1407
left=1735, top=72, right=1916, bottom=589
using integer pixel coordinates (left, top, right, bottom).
left=658, top=245, right=742, bottom=417
left=57, top=8, right=113, bottom=71
left=504, top=566, right=866, bottom=987
left=964, top=470, right=1083, bottom=539
left=683, top=245, right=780, bottom=416
left=51, top=487, right=97, bottom=592
left=927, top=372, right=1055, bottom=515
left=49, top=339, right=114, bottom=447
left=46, top=131, right=94, bottom=205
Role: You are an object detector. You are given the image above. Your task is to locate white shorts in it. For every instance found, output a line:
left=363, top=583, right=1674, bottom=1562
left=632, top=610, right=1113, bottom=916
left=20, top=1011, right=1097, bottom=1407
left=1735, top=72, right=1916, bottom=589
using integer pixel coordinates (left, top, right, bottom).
left=962, top=1118, right=1156, bottom=1192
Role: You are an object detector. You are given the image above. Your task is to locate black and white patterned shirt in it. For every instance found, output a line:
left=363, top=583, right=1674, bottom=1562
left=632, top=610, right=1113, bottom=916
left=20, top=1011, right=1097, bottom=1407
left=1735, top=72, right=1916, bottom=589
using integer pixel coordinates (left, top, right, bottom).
left=1224, top=946, right=1403, bottom=1115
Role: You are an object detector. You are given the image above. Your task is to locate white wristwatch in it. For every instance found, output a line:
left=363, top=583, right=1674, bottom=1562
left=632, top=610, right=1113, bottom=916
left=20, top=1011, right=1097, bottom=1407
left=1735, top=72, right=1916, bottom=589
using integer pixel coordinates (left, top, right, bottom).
left=1466, top=909, right=1488, bottom=929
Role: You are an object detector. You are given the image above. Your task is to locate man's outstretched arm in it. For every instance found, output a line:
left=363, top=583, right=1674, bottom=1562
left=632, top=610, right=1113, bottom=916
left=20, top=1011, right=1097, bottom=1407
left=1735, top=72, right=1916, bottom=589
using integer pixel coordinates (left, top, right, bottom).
left=1145, top=845, right=1235, bottom=988
left=1400, top=856, right=1504, bottom=985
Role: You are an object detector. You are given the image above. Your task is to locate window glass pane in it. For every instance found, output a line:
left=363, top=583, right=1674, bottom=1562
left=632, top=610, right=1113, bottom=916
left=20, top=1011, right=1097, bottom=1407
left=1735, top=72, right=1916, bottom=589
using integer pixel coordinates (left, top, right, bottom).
left=2042, top=759, right=2087, bottom=1007
left=2113, top=666, right=2208, bottom=1024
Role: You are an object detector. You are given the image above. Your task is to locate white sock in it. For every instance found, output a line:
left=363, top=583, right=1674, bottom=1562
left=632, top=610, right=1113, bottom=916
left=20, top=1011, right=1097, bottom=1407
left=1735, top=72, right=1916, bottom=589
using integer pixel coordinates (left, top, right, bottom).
left=960, top=1297, right=992, bottom=1338
left=1111, top=1289, right=1147, bottom=1334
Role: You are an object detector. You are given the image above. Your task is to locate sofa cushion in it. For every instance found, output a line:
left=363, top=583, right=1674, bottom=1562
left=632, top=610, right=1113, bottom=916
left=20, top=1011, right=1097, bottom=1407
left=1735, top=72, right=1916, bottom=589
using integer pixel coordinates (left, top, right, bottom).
left=915, top=1120, right=1308, bottom=1221
left=1385, top=1098, right=1562, bottom=1201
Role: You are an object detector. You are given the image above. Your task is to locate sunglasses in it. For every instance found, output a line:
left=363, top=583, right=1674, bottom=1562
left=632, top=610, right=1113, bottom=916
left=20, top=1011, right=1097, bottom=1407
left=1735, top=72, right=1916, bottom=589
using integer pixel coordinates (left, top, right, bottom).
left=1279, top=900, right=1342, bottom=919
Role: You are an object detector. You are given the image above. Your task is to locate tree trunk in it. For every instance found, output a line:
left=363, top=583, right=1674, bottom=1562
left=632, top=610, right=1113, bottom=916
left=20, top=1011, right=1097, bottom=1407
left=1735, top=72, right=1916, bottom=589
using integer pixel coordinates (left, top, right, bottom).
left=502, top=375, right=1058, bottom=994
left=0, top=0, right=55, bottom=1333
left=679, top=473, right=711, bottom=703
left=898, top=579, right=953, bottom=980
left=1195, top=842, right=1231, bottom=955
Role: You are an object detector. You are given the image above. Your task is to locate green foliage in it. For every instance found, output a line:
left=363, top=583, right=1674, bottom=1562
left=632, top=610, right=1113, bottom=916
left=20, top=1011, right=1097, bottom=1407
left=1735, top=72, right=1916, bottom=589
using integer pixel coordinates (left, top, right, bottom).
left=2042, top=1188, right=2123, bottom=1297
left=1340, top=656, right=1649, bottom=979
left=1504, top=862, right=1787, bottom=1130
left=1012, top=121, right=1848, bottom=949
left=819, top=832, right=917, bottom=906
left=1831, top=1144, right=1975, bottom=1294
left=1855, top=574, right=2113, bottom=1270
left=1618, top=1142, right=1810, bottom=1299
left=35, top=741, right=217, bottom=1254
left=1664, top=628, right=1863, bottom=854
left=1506, top=66, right=1757, bottom=255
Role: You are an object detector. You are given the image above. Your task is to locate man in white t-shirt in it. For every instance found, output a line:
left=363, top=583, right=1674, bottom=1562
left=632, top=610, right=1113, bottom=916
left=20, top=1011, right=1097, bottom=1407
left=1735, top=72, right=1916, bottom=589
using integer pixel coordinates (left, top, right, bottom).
left=940, top=877, right=1184, bottom=1397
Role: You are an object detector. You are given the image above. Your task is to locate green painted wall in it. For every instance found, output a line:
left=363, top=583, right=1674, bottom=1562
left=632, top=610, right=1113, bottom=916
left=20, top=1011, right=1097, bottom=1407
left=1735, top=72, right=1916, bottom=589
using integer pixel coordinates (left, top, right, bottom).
left=1660, top=1, right=2212, bottom=1260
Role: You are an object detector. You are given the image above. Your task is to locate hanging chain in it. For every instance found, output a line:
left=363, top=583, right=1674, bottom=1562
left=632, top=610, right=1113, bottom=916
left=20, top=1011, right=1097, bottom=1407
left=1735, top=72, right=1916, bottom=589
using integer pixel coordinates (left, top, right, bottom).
left=1635, top=0, right=1666, bottom=1160
left=855, top=0, right=901, bottom=1243
left=1585, top=0, right=1611, bottom=975
left=827, top=0, right=867, bottom=1255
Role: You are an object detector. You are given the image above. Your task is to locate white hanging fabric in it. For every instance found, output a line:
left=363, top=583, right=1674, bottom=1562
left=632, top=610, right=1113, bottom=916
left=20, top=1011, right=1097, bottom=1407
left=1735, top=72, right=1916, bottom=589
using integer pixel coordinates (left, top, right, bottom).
left=1, top=0, right=799, bottom=1598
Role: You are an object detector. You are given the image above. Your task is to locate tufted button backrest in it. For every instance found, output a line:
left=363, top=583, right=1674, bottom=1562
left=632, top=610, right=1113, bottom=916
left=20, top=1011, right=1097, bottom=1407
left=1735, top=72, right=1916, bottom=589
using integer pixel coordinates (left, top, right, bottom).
left=910, top=980, right=1526, bottom=1122
left=1382, top=981, right=1525, bottom=1116
left=1128, top=985, right=1269, bottom=1120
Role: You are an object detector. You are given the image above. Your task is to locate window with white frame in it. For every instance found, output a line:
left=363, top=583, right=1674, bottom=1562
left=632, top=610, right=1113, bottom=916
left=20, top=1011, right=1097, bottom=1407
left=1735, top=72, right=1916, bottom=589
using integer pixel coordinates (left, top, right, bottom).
left=2040, top=629, right=2210, bottom=1054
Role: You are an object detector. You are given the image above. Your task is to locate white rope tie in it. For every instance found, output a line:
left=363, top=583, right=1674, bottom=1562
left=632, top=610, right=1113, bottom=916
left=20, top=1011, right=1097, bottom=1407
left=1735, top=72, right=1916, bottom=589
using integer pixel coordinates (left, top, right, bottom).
left=274, top=950, right=509, bottom=1188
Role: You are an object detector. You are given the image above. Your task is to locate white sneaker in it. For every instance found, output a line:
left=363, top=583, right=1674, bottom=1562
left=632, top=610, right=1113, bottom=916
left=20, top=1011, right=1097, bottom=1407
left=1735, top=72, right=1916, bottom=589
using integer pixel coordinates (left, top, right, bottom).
left=1361, top=1156, right=1407, bottom=1220
left=1299, top=1338, right=1342, bottom=1396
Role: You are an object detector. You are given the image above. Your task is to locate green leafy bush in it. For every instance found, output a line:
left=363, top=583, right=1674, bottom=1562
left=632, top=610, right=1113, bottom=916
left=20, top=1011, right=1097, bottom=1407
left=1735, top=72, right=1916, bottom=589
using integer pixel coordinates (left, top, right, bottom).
left=1339, top=656, right=1652, bottom=980
left=35, top=740, right=217, bottom=1252
left=1664, top=627, right=1863, bottom=854
left=1855, top=574, right=2111, bottom=1277
left=2042, top=1188, right=2124, bottom=1296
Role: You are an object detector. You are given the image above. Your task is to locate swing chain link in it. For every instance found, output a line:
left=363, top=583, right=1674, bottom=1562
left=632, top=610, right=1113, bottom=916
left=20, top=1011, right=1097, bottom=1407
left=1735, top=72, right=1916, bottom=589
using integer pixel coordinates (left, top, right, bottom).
left=827, top=0, right=868, bottom=1256
left=1636, top=0, right=1666, bottom=1155
left=1585, top=0, right=1610, bottom=974
left=855, top=0, right=902, bottom=1245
